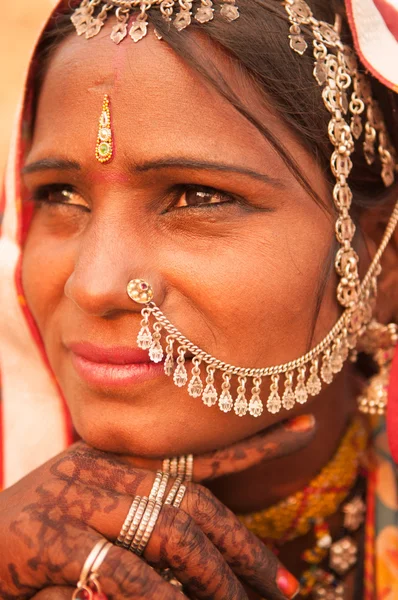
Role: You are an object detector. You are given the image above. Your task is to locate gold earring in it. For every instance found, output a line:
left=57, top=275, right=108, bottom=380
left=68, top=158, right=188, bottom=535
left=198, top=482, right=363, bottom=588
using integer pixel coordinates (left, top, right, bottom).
left=357, top=321, right=398, bottom=415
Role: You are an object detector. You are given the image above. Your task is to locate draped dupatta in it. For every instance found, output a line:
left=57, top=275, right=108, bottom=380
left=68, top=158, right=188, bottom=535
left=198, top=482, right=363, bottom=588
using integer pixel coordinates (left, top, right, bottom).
left=0, top=1, right=73, bottom=490
left=0, top=1, right=397, bottom=598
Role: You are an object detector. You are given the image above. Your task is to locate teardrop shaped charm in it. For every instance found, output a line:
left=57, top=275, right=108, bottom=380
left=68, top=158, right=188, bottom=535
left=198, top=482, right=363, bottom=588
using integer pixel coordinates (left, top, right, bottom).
left=330, top=340, right=344, bottom=374
left=249, top=394, right=263, bottom=417
left=295, top=381, right=308, bottom=404
left=282, top=388, right=295, bottom=410
left=306, top=372, right=322, bottom=396
left=234, top=376, right=248, bottom=416
left=149, top=340, right=163, bottom=363
left=219, top=390, right=234, bottom=412
left=234, top=393, right=248, bottom=416
left=164, top=336, right=175, bottom=376
left=350, top=114, right=363, bottom=140
left=306, top=360, right=322, bottom=396
left=149, top=324, right=163, bottom=363
left=173, top=362, right=188, bottom=387
left=266, top=374, right=281, bottom=414
left=249, top=377, right=263, bottom=417
left=202, top=383, right=218, bottom=406
left=164, top=353, right=174, bottom=376
left=129, top=20, right=148, bottom=42
left=137, top=325, right=153, bottom=350
left=295, top=366, right=308, bottom=404
left=219, top=373, right=233, bottom=413
left=188, top=374, right=203, bottom=398
left=321, top=352, right=334, bottom=384
left=267, top=390, right=282, bottom=414
left=111, top=20, right=128, bottom=44
left=282, top=372, right=295, bottom=410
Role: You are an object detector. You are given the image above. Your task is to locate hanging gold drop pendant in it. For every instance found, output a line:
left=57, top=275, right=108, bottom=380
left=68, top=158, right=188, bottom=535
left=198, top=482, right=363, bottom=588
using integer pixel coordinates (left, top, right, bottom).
left=95, top=94, right=113, bottom=163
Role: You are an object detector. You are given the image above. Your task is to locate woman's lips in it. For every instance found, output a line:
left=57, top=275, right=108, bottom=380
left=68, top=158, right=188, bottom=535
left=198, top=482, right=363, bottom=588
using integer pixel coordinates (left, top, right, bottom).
left=67, top=342, right=166, bottom=387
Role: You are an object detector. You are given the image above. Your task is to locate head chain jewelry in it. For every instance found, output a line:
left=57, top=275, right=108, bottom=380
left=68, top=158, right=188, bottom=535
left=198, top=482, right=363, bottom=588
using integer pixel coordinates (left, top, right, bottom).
left=70, top=0, right=398, bottom=417
left=71, top=0, right=239, bottom=43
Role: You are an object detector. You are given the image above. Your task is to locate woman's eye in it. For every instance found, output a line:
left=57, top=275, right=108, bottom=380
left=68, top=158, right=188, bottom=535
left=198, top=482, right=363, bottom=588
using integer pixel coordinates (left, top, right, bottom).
left=173, top=186, right=235, bottom=209
left=32, top=184, right=90, bottom=211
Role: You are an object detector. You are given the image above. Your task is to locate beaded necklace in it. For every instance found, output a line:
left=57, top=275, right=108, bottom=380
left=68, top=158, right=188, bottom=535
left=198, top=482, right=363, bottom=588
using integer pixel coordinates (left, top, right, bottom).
left=239, top=417, right=368, bottom=599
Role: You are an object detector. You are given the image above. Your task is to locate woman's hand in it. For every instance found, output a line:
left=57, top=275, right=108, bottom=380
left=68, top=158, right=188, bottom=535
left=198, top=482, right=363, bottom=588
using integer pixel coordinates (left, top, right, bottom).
left=1, top=415, right=315, bottom=600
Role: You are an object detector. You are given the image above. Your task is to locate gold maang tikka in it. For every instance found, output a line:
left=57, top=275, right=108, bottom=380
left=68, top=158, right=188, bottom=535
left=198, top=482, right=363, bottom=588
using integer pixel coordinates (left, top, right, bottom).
left=95, top=94, right=113, bottom=163
left=71, top=0, right=398, bottom=417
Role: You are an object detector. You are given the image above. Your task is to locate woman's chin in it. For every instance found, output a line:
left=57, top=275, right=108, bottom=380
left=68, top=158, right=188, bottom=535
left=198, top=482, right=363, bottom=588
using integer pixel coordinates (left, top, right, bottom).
left=69, top=397, right=277, bottom=458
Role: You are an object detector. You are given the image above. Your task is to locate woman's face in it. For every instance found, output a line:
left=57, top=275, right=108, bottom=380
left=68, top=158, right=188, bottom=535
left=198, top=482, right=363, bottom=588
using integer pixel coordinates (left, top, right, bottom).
left=22, top=25, right=343, bottom=457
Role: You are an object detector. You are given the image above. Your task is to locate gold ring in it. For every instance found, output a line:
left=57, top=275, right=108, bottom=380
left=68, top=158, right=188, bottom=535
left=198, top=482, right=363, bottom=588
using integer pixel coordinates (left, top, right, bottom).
left=72, top=538, right=109, bottom=600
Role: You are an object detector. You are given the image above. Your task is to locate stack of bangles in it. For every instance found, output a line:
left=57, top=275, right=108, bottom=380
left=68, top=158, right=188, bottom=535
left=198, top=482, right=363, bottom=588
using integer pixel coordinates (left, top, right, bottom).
left=72, top=454, right=193, bottom=598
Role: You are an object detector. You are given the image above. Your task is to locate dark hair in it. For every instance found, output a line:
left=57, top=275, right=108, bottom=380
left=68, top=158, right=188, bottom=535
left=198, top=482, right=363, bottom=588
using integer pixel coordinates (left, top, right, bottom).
left=31, top=0, right=397, bottom=349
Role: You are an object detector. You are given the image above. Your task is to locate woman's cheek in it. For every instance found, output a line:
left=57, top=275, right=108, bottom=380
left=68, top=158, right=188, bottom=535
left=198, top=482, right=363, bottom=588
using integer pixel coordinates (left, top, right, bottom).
left=21, top=218, right=78, bottom=332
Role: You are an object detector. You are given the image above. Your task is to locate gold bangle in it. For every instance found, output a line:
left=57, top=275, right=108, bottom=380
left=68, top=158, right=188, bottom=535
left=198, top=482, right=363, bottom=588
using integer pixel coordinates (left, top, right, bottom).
left=177, top=456, right=186, bottom=478
left=173, top=484, right=187, bottom=509
left=164, top=476, right=183, bottom=506
left=116, top=496, right=141, bottom=547
left=130, top=498, right=156, bottom=552
left=185, top=454, right=193, bottom=482
left=123, top=496, right=148, bottom=549
left=155, top=471, right=170, bottom=502
left=136, top=500, right=163, bottom=555
left=162, top=458, right=171, bottom=474
left=131, top=470, right=169, bottom=554
left=170, top=457, right=178, bottom=477
left=149, top=471, right=164, bottom=500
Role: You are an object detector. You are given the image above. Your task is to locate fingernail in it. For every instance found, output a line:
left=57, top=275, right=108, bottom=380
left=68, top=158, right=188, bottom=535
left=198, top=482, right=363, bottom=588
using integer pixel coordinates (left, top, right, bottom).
left=284, top=414, right=315, bottom=433
left=276, top=566, right=300, bottom=599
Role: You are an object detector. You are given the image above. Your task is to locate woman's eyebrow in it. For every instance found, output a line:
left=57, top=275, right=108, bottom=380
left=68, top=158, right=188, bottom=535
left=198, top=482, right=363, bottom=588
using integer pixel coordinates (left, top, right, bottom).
left=22, top=158, right=80, bottom=174
left=21, top=156, right=285, bottom=188
left=132, top=157, right=286, bottom=188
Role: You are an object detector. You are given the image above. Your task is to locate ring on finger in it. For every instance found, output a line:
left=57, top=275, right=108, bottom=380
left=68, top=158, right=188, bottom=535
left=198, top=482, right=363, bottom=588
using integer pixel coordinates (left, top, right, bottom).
left=117, top=471, right=163, bottom=548
left=130, top=470, right=170, bottom=553
left=72, top=539, right=112, bottom=600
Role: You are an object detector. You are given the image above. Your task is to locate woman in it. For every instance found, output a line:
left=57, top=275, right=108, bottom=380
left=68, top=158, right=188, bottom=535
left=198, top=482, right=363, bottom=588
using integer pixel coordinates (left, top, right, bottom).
left=0, top=0, right=397, bottom=598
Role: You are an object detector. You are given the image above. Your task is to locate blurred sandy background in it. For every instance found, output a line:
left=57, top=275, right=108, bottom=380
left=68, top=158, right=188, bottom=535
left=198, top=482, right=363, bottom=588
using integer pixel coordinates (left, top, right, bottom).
left=0, top=2, right=54, bottom=183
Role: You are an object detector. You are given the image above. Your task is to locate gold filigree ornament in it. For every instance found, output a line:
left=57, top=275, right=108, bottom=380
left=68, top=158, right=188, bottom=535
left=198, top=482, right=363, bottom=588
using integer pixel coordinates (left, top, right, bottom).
left=121, top=2, right=398, bottom=418
left=71, top=0, right=239, bottom=43
left=356, top=321, right=398, bottom=415
left=95, top=94, right=113, bottom=163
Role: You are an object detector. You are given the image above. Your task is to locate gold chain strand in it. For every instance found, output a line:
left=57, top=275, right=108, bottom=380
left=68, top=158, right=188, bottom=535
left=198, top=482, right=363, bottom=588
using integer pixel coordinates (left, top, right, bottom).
left=145, top=194, right=398, bottom=377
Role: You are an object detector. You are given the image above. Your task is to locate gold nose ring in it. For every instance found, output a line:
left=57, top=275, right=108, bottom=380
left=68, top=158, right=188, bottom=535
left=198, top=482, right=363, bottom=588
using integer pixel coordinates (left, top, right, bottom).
left=127, top=279, right=154, bottom=304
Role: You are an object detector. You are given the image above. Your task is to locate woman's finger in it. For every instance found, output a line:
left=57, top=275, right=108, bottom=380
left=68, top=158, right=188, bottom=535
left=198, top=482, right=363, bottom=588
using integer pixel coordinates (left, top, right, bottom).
left=147, top=486, right=300, bottom=600
left=149, top=508, right=249, bottom=600
left=30, top=588, right=73, bottom=599
left=26, top=481, right=248, bottom=600
left=45, top=531, right=187, bottom=600
left=193, top=413, right=316, bottom=481
left=26, top=476, right=293, bottom=600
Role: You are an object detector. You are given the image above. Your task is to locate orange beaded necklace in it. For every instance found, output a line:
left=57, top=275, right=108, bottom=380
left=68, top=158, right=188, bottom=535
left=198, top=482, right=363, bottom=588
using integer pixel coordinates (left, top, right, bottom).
left=239, top=417, right=369, bottom=598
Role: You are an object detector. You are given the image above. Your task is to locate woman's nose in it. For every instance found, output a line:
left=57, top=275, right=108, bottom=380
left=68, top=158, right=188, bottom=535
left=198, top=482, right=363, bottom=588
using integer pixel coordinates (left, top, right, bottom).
left=64, top=219, right=158, bottom=318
